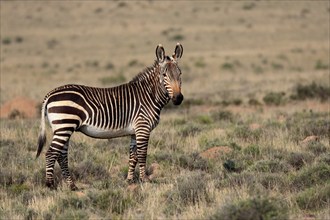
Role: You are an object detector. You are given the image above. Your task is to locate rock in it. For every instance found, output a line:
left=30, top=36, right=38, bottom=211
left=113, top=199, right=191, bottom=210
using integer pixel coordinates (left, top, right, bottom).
left=199, top=146, right=233, bottom=160
left=301, top=136, right=319, bottom=144
left=0, top=97, right=38, bottom=119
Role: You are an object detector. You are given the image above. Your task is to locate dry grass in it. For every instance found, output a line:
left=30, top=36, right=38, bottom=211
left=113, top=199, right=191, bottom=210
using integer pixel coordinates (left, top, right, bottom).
left=1, top=1, right=329, bottom=219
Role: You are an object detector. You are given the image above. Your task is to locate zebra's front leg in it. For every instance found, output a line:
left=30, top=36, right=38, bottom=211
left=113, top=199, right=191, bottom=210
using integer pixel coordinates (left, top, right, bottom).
left=57, top=142, right=78, bottom=191
left=127, top=135, right=138, bottom=183
left=136, top=130, right=151, bottom=182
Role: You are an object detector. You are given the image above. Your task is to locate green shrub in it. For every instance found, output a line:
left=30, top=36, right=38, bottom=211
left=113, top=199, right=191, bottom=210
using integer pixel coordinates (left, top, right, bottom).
left=218, top=172, right=256, bottom=188
left=291, top=163, right=330, bottom=190
left=88, top=189, right=133, bottom=214
left=286, top=152, right=314, bottom=170
left=221, top=62, right=235, bottom=71
left=248, top=159, right=291, bottom=173
left=176, top=172, right=212, bottom=206
left=306, top=141, right=328, bottom=156
left=315, top=59, right=329, bottom=70
left=179, top=123, right=202, bottom=137
left=263, top=92, right=285, bottom=106
left=290, top=82, right=330, bottom=101
left=233, top=125, right=262, bottom=142
left=104, top=62, right=115, bottom=70
left=2, top=37, right=11, bottom=45
left=72, top=160, right=110, bottom=182
left=248, top=98, right=262, bottom=106
left=243, top=145, right=261, bottom=158
left=210, top=196, right=288, bottom=220
left=296, top=184, right=330, bottom=210
left=195, top=114, right=213, bottom=124
left=195, top=60, right=206, bottom=68
left=259, top=173, right=289, bottom=191
left=99, top=74, right=126, bottom=85
left=212, top=110, right=236, bottom=122
left=178, top=153, right=208, bottom=171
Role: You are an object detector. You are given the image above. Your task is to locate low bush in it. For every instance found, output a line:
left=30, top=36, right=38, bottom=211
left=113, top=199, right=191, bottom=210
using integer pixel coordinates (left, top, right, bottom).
left=290, top=82, right=330, bottom=102
left=263, top=92, right=285, bottom=106
left=210, top=195, right=288, bottom=220
left=259, top=173, right=289, bottom=191
left=286, top=152, right=314, bottom=170
left=248, top=159, right=291, bottom=173
left=233, top=125, right=262, bottom=143
left=296, top=184, right=330, bottom=210
left=88, top=189, right=134, bottom=214
left=172, top=172, right=212, bottom=206
left=291, top=162, right=330, bottom=190
left=305, top=141, right=328, bottom=156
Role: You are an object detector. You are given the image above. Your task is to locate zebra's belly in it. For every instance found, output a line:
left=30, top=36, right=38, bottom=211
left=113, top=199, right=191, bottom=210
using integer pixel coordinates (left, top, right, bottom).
left=79, top=125, right=135, bottom=139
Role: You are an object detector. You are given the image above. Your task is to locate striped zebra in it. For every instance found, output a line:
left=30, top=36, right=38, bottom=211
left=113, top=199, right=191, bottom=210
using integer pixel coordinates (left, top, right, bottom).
left=36, top=43, right=184, bottom=190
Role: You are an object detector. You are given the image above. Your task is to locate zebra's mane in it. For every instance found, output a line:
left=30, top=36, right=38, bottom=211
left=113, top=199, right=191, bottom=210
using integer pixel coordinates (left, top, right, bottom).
left=129, top=61, right=159, bottom=83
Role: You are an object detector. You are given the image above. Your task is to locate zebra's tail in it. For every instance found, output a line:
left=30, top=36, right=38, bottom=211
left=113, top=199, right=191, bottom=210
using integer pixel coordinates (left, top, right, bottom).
left=36, top=99, right=47, bottom=159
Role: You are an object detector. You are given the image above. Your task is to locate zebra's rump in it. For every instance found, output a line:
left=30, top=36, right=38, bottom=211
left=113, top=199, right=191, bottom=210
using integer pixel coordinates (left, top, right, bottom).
left=78, top=124, right=135, bottom=139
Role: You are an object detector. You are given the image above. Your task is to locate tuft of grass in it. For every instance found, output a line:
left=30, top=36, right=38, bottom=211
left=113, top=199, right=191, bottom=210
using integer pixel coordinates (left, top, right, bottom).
left=248, top=159, right=291, bottom=173
left=221, top=62, right=235, bottom=71
left=263, top=92, right=285, bottom=106
left=242, top=2, right=256, bottom=10
left=210, top=196, right=288, bottom=220
left=168, top=172, right=212, bottom=206
left=212, top=110, right=236, bottom=122
left=195, top=114, right=213, bottom=125
left=232, top=125, right=262, bottom=143
left=169, top=34, right=185, bottom=41
left=2, top=37, right=12, bottom=45
left=296, top=184, right=330, bottom=210
left=291, top=162, right=330, bottom=190
left=306, top=141, right=328, bottom=156
left=286, top=152, right=314, bottom=170
left=195, top=60, right=206, bottom=68
left=178, top=153, right=209, bottom=171
left=315, top=59, right=329, bottom=70
left=248, top=98, right=261, bottom=106
left=88, top=189, right=134, bottom=214
left=104, top=62, right=115, bottom=70
left=99, top=74, right=126, bottom=85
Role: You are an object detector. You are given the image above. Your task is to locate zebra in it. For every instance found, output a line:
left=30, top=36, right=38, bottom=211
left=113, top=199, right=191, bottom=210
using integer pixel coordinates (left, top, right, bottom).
left=36, top=43, right=184, bottom=190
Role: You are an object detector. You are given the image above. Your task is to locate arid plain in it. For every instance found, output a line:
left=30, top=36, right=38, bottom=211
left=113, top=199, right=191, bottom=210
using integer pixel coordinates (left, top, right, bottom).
left=1, top=1, right=329, bottom=219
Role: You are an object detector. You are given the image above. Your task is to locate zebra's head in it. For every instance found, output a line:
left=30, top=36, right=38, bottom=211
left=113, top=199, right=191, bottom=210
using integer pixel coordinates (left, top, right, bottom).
left=156, top=43, right=184, bottom=105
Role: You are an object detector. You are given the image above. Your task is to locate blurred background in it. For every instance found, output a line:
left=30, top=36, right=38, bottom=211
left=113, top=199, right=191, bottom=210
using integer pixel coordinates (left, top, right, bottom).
left=0, top=1, right=329, bottom=117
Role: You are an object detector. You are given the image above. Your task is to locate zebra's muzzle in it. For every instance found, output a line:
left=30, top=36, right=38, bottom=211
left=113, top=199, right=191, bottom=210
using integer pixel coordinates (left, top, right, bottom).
left=172, top=93, right=184, bottom=105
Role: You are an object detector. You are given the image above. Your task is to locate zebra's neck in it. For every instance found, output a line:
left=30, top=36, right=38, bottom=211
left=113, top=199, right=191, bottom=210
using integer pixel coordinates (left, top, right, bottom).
left=130, top=61, right=170, bottom=109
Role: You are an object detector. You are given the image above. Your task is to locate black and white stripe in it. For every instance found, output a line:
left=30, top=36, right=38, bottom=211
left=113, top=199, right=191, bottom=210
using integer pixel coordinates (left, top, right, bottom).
left=36, top=43, right=183, bottom=190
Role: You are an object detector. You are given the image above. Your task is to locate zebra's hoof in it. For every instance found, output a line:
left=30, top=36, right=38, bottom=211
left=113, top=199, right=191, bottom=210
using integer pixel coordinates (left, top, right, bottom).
left=46, top=180, right=56, bottom=190
left=139, top=175, right=151, bottom=183
left=70, top=184, right=78, bottom=191
left=127, top=178, right=135, bottom=185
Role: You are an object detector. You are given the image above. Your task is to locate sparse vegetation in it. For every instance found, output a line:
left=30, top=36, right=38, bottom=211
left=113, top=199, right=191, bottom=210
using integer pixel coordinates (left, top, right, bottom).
left=1, top=1, right=329, bottom=219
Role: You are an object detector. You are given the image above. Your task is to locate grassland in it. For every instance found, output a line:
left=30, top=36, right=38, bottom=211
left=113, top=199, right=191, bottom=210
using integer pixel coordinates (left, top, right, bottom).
left=1, top=1, right=329, bottom=219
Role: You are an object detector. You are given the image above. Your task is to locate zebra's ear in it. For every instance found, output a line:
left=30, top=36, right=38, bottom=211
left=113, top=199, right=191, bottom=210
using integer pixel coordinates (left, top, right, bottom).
left=173, top=43, right=183, bottom=60
left=156, top=44, right=165, bottom=63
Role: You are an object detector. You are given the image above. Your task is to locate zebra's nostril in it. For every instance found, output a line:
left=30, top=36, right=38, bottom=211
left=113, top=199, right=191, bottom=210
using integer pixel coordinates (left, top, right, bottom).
left=173, top=93, right=183, bottom=105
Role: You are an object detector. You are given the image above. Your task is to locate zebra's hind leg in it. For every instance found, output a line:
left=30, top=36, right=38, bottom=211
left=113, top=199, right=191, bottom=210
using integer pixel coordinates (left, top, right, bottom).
left=45, top=132, right=72, bottom=190
left=127, top=135, right=138, bottom=183
left=57, top=141, right=78, bottom=191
